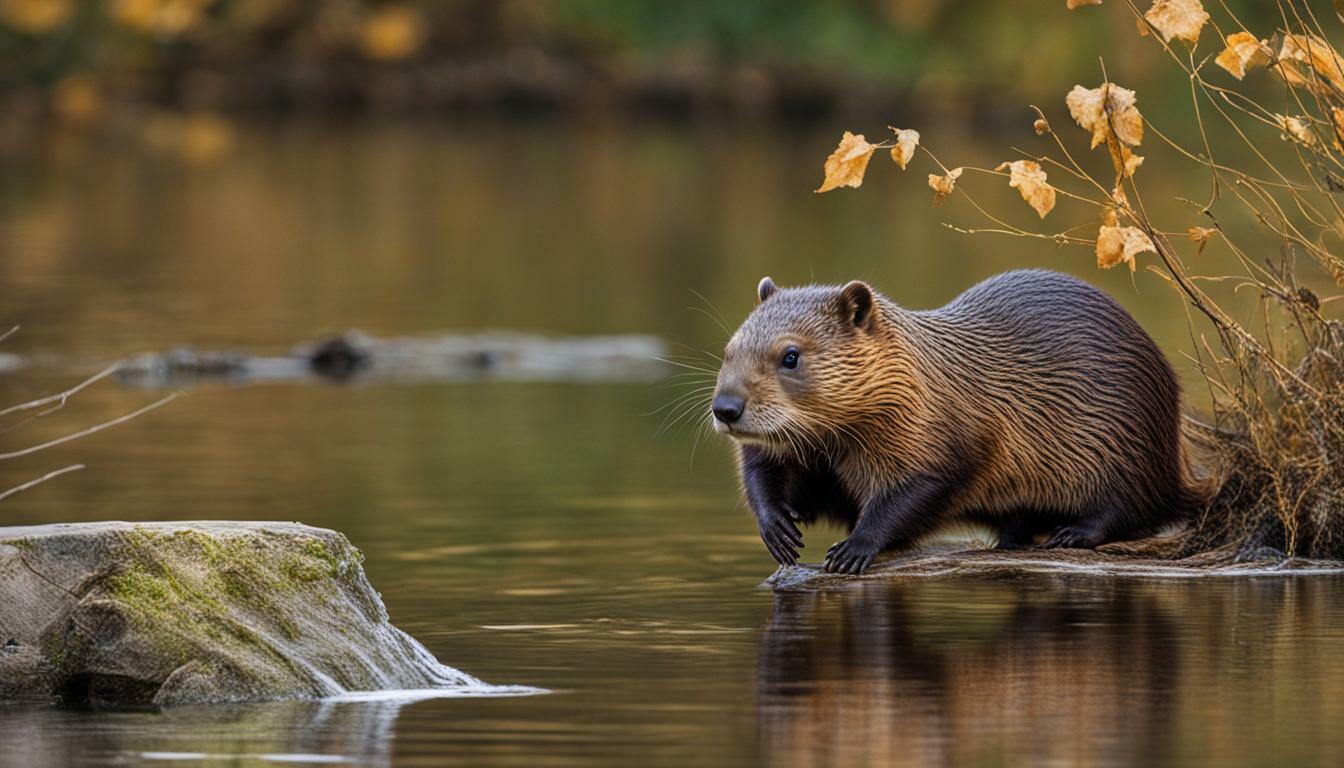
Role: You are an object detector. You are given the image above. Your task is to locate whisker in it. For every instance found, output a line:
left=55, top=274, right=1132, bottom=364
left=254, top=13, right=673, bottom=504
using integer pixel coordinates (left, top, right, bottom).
left=688, top=288, right=733, bottom=333
left=687, top=306, right=731, bottom=337
left=653, top=357, right=719, bottom=375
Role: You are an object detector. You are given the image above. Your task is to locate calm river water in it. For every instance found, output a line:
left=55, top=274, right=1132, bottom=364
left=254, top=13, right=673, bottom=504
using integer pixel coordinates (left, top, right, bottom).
left=1, top=118, right=1343, bottom=767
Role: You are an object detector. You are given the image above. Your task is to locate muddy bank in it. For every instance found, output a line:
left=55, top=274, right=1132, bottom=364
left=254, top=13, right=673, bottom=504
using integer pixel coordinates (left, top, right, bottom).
left=115, top=331, right=668, bottom=388
left=766, top=547, right=1344, bottom=589
left=0, top=521, right=537, bottom=707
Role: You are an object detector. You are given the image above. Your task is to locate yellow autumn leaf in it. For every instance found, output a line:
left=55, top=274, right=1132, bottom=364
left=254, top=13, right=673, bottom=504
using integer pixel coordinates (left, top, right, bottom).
left=996, top=160, right=1055, bottom=219
left=1120, top=145, right=1144, bottom=177
left=888, top=128, right=920, bottom=170
left=928, top=168, right=963, bottom=206
left=1276, top=114, right=1316, bottom=146
left=816, top=131, right=877, bottom=193
left=51, top=74, right=102, bottom=125
left=112, top=0, right=212, bottom=36
left=1103, top=186, right=1128, bottom=227
left=360, top=4, right=426, bottom=62
left=1188, top=226, right=1216, bottom=255
left=1277, top=34, right=1344, bottom=93
left=1110, top=185, right=1130, bottom=211
left=1067, top=82, right=1143, bottom=149
left=1101, top=206, right=1119, bottom=228
left=1214, top=32, right=1270, bottom=80
left=0, top=0, right=73, bottom=33
left=1096, top=224, right=1155, bottom=272
left=1144, top=0, right=1208, bottom=44
left=1067, top=0, right=1101, bottom=8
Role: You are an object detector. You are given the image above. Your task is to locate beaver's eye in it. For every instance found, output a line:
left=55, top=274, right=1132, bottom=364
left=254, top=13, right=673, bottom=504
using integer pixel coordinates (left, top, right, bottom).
left=780, top=347, right=800, bottom=370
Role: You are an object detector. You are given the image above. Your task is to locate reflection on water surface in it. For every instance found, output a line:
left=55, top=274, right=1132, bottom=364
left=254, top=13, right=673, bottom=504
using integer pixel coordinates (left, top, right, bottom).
left=1, top=119, right=1343, bottom=766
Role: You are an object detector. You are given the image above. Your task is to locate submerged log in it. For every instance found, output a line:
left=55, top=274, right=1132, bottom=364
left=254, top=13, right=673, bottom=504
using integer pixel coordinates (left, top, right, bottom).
left=116, top=330, right=669, bottom=387
left=0, top=522, right=525, bottom=707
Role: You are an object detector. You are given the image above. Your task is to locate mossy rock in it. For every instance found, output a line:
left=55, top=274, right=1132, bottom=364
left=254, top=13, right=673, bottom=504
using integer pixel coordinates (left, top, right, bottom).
left=0, top=522, right=485, bottom=707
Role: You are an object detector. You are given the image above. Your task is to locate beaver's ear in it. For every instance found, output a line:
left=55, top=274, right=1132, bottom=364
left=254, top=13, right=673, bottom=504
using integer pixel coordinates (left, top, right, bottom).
left=839, top=281, right=875, bottom=329
left=757, top=276, right=778, bottom=305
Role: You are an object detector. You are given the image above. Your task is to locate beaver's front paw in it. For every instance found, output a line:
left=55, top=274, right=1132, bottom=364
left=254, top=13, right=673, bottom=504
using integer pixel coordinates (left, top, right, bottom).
left=824, top=536, right=878, bottom=574
left=757, top=508, right=804, bottom=566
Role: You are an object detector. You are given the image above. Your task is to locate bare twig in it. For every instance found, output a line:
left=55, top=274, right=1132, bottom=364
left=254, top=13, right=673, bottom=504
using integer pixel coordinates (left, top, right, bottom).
left=0, top=362, right=122, bottom=420
left=0, top=392, right=179, bottom=462
left=0, top=464, right=85, bottom=502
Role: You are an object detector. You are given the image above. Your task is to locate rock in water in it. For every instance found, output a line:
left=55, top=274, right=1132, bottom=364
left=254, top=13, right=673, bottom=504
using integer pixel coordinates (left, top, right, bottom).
left=0, top=522, right=514, bottom=706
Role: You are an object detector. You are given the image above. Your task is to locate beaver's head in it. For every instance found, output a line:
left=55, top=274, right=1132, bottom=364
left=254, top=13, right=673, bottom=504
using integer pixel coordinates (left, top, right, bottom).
left=712, top=277, right=901, bottom=448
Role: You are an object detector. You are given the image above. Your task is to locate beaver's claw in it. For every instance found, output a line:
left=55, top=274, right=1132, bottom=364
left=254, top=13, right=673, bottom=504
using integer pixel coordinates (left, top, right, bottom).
left=758, top=508, right=804, bottom=566
left=824, top=536, right=877, bottom=574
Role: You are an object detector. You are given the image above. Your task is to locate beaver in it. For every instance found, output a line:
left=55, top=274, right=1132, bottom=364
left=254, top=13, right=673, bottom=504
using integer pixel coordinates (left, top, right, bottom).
left=711, top=269, right=1208, bottom=574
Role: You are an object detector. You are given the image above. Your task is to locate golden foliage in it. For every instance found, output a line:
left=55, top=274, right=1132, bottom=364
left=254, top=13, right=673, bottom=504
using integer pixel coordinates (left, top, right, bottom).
left=1095, top=223, right=1154, bottom=271
left=1143, top=0, right=1208, bottom=43
left=1331, top=108, right=1344, bottom=149
left=1095, top=186, right=1150, bottom=271
left=0, top=0, right=72, bottom=32
left=1121, top=146, right=1144, bottom=176
left=112, top=0, right=215, bottom=37
left=143, top=113, right=235, bottom=165
left=1276, top=34, right=1344, bottom=93
left=927, top=168, right=963, bottom=206
left=1276, top=114, right=1316, bottom=146
left=888, top=128, right=920, bottom=170
left=1214, top=32, right=1270, bottom=80
left=1066, top=82, right=1143, bottom=149
left=816, top=132, right=877, bottom=193
left=360, top=4, right=426, bottom=62
left=1187, top=226, right=1215, bottom=242
left=1107, top=185, right=1129, bottom=215
left=1187, top=226, right=1216, bottom=255
left=51, top=75, right=103, bottom=126
left=996, top=160, right=1055, bottom=218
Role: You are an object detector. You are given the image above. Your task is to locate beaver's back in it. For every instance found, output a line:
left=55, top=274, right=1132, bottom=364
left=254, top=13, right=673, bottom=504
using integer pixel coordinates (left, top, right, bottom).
left=908, top=269, right=1196, bottom=525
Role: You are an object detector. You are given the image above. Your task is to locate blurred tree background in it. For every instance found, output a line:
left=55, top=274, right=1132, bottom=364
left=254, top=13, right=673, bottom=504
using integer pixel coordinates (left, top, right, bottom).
left=0, top=0, right=1281, bottom=132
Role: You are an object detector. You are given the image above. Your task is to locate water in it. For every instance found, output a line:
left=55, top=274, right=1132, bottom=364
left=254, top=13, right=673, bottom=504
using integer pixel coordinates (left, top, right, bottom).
left=2, top=118, right=1343, bottom=766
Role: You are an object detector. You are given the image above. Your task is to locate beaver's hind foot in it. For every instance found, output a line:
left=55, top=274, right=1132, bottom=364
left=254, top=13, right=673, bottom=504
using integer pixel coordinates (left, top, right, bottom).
left=1041, top=523, right=1106, bottom=549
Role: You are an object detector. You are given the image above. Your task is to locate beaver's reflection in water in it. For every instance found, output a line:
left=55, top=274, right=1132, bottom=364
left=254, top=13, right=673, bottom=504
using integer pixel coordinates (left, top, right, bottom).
left=755, top=578, right=1179, bottom=767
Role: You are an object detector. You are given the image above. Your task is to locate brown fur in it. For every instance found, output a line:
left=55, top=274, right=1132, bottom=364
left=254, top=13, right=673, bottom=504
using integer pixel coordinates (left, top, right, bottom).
left=713, top=270, right=1209, bottom=573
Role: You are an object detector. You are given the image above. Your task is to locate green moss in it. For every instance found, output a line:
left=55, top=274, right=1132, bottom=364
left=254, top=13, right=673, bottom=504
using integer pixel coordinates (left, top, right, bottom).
left=125, top=527, right=164, bottom=547
left=7, top=537, right=33, bottom=551
left=108, top=564, right=172, bottom=604
left=165, top=529, right=225, bottom=564
left=92, top=529, right=367, bottom=662
left=281, top=557, right=327, bottom=583
left=303, top=539, right=342, bottom=575
left=40, top=626, right=68, bottom=669
left=276, top=615, right=301, bottom=641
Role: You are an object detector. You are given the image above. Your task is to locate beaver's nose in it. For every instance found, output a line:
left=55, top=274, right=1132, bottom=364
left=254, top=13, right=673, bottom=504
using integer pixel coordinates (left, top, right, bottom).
left=712, top=394, right=745, bottom=424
